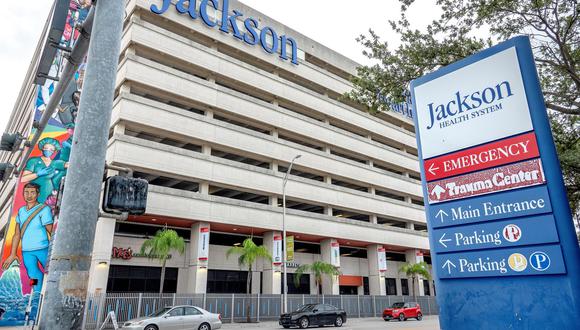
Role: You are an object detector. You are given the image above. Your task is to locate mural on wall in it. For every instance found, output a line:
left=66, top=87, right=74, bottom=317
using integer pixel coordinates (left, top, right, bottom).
left=0, top=1, right=90, bottom=325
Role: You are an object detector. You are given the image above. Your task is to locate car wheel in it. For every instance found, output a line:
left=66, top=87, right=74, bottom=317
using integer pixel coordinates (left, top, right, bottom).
left=398, top=313, right=405, bottom=321
left=299, top=316, right=310, bottom=329
left=199, top=322, right=211, bottom=330
left=144, top=325, right=158, bottom=330
left=334, top=316, right=343, bottom=327
left=417, top=313, right=423, bottom=321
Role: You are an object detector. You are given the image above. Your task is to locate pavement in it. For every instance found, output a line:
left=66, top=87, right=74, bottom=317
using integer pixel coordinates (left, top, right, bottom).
left=220, top=316, right=440, bottom=330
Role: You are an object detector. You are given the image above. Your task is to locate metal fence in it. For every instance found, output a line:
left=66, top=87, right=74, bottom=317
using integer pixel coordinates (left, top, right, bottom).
left=81, top=293, right=439, bottom=329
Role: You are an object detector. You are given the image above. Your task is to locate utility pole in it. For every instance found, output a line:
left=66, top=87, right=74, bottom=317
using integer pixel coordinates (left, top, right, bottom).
left=38, top=0, right=124, bottom=328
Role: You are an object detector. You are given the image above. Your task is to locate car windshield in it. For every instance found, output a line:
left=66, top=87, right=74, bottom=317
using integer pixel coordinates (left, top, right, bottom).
left=150, top=307, right=172, bottom=317
left=296, top=304, right=316, bottom=312
left=392, top=302, right=405, bottom=308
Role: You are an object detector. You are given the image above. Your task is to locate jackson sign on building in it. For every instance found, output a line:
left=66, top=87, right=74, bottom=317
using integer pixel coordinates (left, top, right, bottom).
left=411, top=36, right=580, bottom=330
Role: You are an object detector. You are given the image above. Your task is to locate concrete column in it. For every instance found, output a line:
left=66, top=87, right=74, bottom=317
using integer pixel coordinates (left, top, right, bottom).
left=118, top=82, right=131, bottom=95
left=187, top=222, right=210, bottom=293
left=206, top=109, right=214, bottom=119
left=262, top=231, right=282, bottom=294
left=357, top=286, right=364, bottom=295
left=405, top=249, right=425, bottom=296
left=370, top=215, right=378, bottom=224
left=200, top=182, right=209, bottom=194
left=405, top=196, right=412, bottom=203
left=113, top=122, right=125, bottom=136
left=367, top=244, right=386, bottom=296
left=251, top=271, right=261, bottom=294
left=310, top=274, right=319, bottom=295
left=202, top=144, right=211, bottom=155
left=368, top=159, right=374, bottom=167
left=406, top=222, right=415, bottom=230
left=271, top=160, right=279, bottom=171
left=395, top=277, right=403, bottom=296
left=87, top=217, right=116, bottom=294
left=320, top=239, right=340, bottom=294
left=325, top=206, right=333, bottom=216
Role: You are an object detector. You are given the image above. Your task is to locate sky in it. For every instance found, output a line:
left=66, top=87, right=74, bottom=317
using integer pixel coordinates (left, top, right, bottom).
left=0, top=0, right=441, bottom=131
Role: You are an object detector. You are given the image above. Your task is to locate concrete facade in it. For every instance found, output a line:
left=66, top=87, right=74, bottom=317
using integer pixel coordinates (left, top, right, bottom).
left=0, top=0, right=434, bottom=298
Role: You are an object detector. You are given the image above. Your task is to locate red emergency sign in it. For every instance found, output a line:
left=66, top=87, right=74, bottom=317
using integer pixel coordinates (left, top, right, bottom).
left=424, top=132, right=539, bottom=181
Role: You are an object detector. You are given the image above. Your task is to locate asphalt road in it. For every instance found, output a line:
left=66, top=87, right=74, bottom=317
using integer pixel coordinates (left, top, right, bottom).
left=221, top=316, right=440, bottom=330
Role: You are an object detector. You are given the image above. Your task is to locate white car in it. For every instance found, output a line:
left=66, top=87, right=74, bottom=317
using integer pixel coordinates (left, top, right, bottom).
left=121, top=305, right=222, bottom=330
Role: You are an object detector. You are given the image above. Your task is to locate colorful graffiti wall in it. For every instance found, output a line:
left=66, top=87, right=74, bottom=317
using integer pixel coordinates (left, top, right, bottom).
left=0, top=1, right=90, bottom=325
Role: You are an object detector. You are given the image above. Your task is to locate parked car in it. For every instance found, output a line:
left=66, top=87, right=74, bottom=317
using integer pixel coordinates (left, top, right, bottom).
left=279, top=303, right=347, bottom=328
left=121, top=305, right=222, bottom=330
left=382, top=302, right=422, bottom=321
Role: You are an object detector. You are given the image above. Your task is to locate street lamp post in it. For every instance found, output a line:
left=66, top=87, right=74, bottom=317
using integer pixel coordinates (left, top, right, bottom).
left=283, top=154, right=301, bottom=314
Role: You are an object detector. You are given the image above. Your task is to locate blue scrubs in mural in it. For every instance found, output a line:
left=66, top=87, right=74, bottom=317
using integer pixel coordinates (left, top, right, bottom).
left=22, top=138, right=67, bottom=203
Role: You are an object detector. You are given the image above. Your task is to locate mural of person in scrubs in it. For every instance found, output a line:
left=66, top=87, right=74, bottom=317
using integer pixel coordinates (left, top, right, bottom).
left=21, top=138, right=67, bottom=203
left=1, top=183, right=54, bottom=290
left=59, top=123, right=75, bottom=163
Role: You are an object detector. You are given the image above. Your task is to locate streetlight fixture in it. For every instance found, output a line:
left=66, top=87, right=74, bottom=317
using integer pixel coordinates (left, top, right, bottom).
left=282, top=154, right=301, bottom=314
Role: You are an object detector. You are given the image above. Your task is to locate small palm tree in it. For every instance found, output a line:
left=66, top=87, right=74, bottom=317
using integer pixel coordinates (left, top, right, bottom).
left=399, top=261, right=431, bottom=299
left=294, top=261, right=340, bottom=295
left=140, top=228, right=186, bottom=295
left=226, top=238, right=271, bottom=323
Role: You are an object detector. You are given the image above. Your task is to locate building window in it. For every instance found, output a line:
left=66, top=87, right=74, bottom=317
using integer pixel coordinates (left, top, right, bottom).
left=284, top=273, right=310, bottom=294
left=209, top=232, right=263, bottom=247
left=107, top=265, right=178, bottom=293
left=385, top=252, right=407, bottom=262
left=207, top=270, right=249, bottom=294
left=385, top=278, right=397, bottom=295
left=401, top=279, right=409, bottom=296
left=339, top=286, right=358, bottom=295
left=423, top=280, right=431, bottom=296
left=363, top=277, right=370, bottom=295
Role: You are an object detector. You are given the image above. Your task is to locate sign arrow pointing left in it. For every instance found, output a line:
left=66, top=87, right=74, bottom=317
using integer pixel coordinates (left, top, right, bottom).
left=439, top=233, right=452, bottom=248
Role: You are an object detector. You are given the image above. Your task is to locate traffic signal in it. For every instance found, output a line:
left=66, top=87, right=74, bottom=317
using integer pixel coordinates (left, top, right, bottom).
left=0, top=163, right=15, bottom=182
left=0, top=133, right=24, bottom=152
left=102, top=175, right=148, bottom=215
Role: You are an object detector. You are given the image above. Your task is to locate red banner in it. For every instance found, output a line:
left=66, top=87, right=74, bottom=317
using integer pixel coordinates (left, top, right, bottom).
left=424, top=132, right=540, bottom=181
left=427, top=159, right=545, bottom=204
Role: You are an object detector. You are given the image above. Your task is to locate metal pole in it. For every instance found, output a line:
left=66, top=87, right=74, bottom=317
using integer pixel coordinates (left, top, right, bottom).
left=38, top=1, right=124, bottom=328
left=282, top=154, right=301, bottom=314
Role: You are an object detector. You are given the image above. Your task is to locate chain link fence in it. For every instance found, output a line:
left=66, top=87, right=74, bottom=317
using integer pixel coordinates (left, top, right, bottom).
left=81, top=292, right=439, bottom=329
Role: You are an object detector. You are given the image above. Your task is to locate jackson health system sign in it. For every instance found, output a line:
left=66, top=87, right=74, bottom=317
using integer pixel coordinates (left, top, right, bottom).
left=411, top=37, right=580, bottom=329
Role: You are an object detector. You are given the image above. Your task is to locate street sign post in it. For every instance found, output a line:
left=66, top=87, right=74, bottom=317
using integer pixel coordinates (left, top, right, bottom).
left=411, top=36, right=580, bottom=329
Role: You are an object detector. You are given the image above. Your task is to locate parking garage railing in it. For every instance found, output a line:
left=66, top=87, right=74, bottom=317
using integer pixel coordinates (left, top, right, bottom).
left=81, top=293, right=439, bottom=329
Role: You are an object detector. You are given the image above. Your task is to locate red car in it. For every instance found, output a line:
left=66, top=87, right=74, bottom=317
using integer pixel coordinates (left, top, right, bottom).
left=382, top=302, right=422, bottom=321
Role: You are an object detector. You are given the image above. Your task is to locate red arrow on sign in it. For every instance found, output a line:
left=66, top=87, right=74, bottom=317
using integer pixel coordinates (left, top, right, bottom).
left=424, top=132, right=539, bottom=181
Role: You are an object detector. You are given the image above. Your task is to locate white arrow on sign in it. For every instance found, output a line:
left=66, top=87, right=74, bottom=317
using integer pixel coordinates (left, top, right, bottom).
left=430, top=185, right=446, bottom=199
left=439, top=233, right=452, bottom=248
left=435, top=209, right=448, bottom=222
left=428, top=163, right=440, bottom=176
left=442, top=260, right=456, bottom=274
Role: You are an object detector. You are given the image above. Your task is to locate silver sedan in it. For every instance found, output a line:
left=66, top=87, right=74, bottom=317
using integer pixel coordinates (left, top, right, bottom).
left=121, top=305, right=222, bottom=330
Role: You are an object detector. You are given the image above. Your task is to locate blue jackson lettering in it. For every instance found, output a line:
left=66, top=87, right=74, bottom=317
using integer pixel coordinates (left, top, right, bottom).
left=151, top=0, right=299, bottom=65
left=426, top=81, right=514, bottom=130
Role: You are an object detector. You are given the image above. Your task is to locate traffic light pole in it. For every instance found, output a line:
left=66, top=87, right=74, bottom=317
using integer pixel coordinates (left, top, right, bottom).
left=38, top=1, right=124, bottom=328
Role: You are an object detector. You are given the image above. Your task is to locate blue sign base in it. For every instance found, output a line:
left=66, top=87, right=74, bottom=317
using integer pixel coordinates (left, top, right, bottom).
left=411, top=36, right=580, bottom=330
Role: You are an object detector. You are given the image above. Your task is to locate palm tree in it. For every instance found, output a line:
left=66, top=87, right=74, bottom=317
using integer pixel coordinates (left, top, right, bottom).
left=294, top=261, right=340, bottom=295
left=398, top=261, right=431, bottom=299
left=226, top=238, right=272, bottom=323
left=140, top=228, right=186, bottom=296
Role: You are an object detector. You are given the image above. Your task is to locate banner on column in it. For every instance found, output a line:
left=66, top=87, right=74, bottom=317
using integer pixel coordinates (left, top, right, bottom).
left=331, top=242, right=340, bottom=267
left=286, top=236, right=294, bottom=262
left=198, top=227, right=209, bottom=261
left=273, top=235, right=282, bottom=265
left=378, top=247, right=387, bottom=272
left=0, top=1, right=90, bottom=326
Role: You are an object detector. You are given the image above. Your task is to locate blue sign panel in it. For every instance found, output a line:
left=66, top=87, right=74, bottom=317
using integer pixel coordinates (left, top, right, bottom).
left=411, top=36, right=580, bottom=330
left=432, top=214, right=559, bottom=253
left=436, top=244, right=566, bottom=279
left=429, top=185, right=552, bottom=229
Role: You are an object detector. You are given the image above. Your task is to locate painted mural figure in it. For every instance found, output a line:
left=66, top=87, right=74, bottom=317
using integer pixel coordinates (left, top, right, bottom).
left=21, top=138, right=68, bottom=203
left=2, top=183, right=54, bottom=290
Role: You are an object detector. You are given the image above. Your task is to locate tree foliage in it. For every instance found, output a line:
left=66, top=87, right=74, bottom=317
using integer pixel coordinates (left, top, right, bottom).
left=294, top=261, right=340, bottom=295
left=399, top=261, right=431, bottom=298
left=348, top=0, right=579, bottom=215
left=140, top=228, right=186, bottom=295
